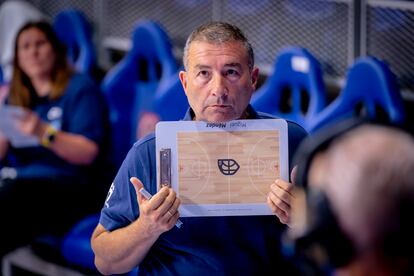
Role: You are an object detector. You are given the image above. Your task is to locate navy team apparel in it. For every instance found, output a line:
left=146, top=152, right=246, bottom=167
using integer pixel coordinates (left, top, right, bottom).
left=100, top=105, right=307, bottom=275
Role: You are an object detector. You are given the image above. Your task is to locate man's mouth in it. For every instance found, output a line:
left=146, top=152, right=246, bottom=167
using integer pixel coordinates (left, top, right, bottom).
left=210, top=104, right=231, bottom=109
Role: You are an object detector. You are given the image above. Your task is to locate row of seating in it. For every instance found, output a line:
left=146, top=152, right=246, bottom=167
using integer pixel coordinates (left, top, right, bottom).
left=53, top=8, right=406, bottom=161
left=100, top=28, right=406, bottom=171
left=251, top=47, right=405, bottom=133
left=6, top=8, right=406, bottom=275
left=101, top=19, right=187, bottom=167
left=51, top=9, right=188, bottom=168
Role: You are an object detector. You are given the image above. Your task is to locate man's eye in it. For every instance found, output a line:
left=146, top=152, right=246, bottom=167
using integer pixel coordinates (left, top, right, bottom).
left=226, top=69, right=239, bottom=77
left=198, top=71, right=210, bottom=78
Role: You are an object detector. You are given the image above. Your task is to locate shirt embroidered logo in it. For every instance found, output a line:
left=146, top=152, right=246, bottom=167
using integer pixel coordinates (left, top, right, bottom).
left=105, top=183, right=115, bottom=208
left=47, top=106, right=62, bottom=120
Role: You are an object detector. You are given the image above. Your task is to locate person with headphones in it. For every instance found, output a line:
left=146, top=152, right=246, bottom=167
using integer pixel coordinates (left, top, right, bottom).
left=279, top=121, right=414, bottom=275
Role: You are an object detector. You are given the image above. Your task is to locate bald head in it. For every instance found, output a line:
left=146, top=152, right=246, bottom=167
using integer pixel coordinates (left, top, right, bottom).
left=318, top=125, right=414, bottom=255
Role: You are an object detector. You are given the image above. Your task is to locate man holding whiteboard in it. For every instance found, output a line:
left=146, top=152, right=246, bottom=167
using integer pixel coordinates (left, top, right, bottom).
left=91, top=22, right=306, bottom=275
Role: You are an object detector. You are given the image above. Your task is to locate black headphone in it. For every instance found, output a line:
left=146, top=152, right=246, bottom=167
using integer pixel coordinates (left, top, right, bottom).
left=282, top=118, right=366, bottom=274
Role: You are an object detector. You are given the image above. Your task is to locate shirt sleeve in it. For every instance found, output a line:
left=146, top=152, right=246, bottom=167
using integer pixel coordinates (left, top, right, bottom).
left=99, top=136, right=156, bottom=231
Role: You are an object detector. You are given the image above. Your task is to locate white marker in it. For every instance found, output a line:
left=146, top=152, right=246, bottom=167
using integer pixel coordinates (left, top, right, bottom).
left=139, top=187, right=183, bottom=228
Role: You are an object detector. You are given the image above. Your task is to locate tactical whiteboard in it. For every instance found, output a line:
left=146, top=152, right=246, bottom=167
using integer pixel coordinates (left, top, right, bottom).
left=155, top=119, right=289, bottom=217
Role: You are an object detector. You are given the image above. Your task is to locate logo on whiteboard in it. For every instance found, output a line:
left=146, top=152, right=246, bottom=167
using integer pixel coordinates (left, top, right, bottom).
left=218, top=159, right=240, bottom=176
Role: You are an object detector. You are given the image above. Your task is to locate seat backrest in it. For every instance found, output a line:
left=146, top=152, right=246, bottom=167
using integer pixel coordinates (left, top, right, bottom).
left=308, top=57, right=405, bottom=133
left=61, top=212, right=138, bottom=275
left=102, top=20, right=177, bottom=167
left=53, top=9, right=96, bottom=75
left=153, top=71, right=189, bottom=122
left=251, top=46, right=326, bottom=130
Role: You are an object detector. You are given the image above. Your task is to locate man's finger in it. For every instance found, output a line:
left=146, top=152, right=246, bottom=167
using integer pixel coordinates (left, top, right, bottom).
left=274, top=179, right=293, bottom=195
left=268, top=188, right=291, bottom=214
left=290, top=166, right=298, bottom=185
left=130, top=177, right=144, bottom=203
left=154, top=187, right=178, bottom=215
left=267, top=196, right=289, bottom=224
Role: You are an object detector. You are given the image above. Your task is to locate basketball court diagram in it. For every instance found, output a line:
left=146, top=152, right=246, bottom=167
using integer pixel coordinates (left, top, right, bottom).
left=155, top=119, right=289, bottom=216
left=177, top=130, right=280, bottom=205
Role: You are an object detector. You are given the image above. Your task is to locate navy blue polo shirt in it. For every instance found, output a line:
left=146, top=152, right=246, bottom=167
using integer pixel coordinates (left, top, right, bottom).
left=100, top=105, right=307, bottom=275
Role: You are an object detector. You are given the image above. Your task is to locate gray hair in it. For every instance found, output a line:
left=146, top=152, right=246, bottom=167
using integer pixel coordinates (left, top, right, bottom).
left=182, top=22, right=254, bottom=71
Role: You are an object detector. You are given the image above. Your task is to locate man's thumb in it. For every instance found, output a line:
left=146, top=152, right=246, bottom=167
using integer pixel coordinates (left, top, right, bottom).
left=290, top=166, right=298, bottom=185
left=130, top=177, right=144, bottom=200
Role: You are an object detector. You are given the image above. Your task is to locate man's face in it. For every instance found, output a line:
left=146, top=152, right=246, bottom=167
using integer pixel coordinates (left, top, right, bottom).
left=179, top=41, right=259, bottom=122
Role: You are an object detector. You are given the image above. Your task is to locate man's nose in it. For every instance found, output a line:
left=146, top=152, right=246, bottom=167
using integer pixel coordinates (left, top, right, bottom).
left=211, top=74, right=228, bottom=97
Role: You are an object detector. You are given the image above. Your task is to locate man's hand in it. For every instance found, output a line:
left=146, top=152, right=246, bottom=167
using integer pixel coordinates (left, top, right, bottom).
left=130, top=177, right=181, bottom=237
left=267, top=167, right=297, bottom=225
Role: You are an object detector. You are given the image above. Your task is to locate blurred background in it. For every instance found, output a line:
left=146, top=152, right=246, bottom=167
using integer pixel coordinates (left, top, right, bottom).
left=0, top=0, right=413, bottom=275
left=2, top=0, right=412, bottom=99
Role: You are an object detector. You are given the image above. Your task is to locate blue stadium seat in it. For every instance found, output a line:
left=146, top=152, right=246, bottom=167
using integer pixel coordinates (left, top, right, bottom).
left=308, top=56, right=405, bottom=133
left=53, top=9, right=97, bottom=75
left=61, top=214, right=99, bottom=272
left=61, top=214, right=139, bottom=275
left=153, top=70, right=188, bottom=122
left=102, top=20, right=177, bottom=167
left=251, top=46, right=326, bottom=131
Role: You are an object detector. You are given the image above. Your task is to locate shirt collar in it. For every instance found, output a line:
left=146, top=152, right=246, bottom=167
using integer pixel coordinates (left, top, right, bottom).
left=182, top=104, right=259, bottom=121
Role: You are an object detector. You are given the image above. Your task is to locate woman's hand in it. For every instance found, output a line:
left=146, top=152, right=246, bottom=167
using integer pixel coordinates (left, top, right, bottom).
left=14, top=108, right=46, bottom=138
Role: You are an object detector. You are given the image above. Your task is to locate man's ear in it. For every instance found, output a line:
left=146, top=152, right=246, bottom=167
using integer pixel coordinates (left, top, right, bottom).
left=179, top=70, right=188, bottom=96
left=251, top=67, right=259, bottom=90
